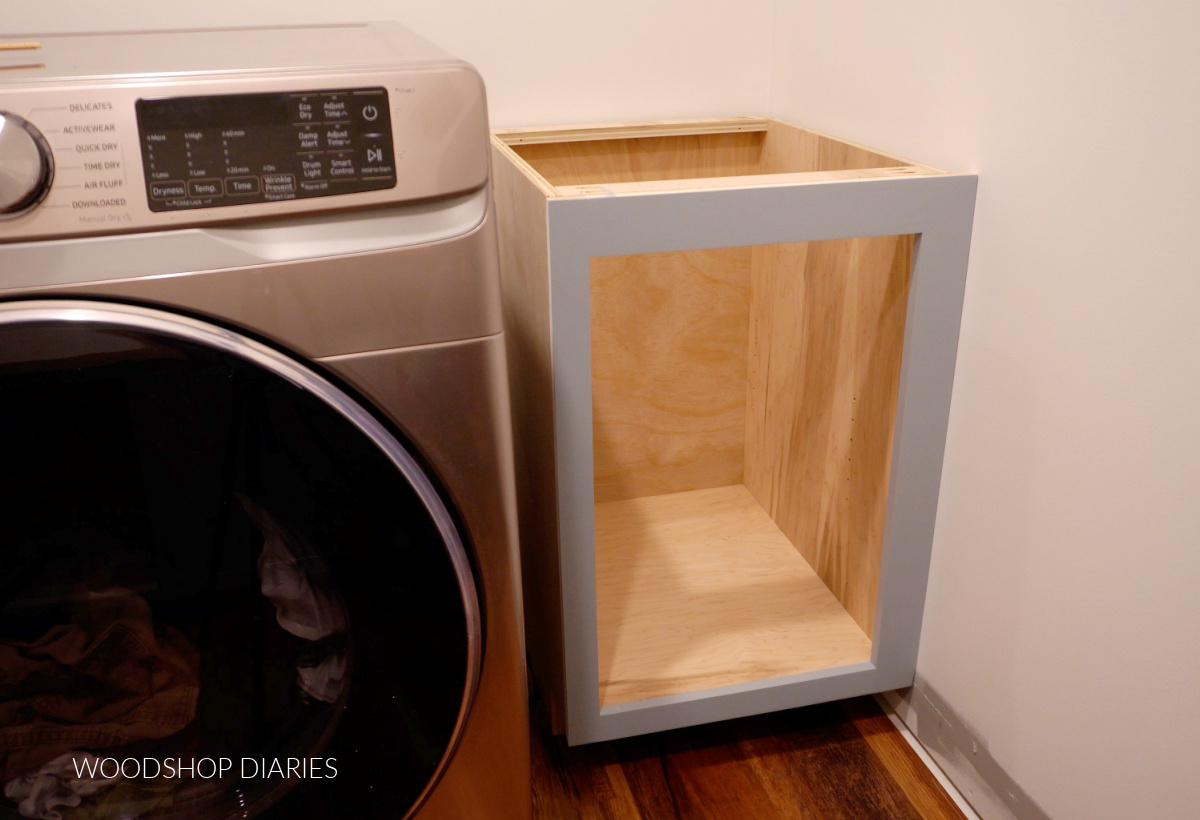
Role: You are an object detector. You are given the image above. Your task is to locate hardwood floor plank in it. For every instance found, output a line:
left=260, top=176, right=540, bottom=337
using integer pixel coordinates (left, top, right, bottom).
left=844, top=698, right=968, bottom=820
left=595, top=741, right=656, bottom=819
left=531, top=718, right=587, bottom=819
left=781, top=725, right=924, bottom=820
left=531, top=696, right=968, bottom=820
left=611, top=737, right=680, bottom=819
left=659, top=720, right=804, bottom=820
left=739, top=702, right=923, bottom=820
left=533, top=727, right=647, bottom=819
left=736, top=722, right=839, bottom=819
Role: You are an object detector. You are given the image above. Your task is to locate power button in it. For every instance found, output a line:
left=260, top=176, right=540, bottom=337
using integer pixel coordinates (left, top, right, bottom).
left=361, top=104, right=379, bottom=122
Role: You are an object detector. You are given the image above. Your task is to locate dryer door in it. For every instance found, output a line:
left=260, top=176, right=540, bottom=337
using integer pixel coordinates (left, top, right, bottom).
left=0, top=301, right=481, bottom=820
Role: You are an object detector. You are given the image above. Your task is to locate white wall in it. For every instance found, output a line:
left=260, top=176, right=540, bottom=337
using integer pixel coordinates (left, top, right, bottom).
left=5, top=1, right=772, bottom=126
left=10, top=3, right=1200, bottom=817
left=768, top=2, right=1200, bottom=818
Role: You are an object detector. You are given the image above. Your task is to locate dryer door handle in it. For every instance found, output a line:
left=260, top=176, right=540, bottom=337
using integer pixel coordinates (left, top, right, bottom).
left=0, top=188, right=490, bottom=291
left=204, top=187, right=488, bottom=263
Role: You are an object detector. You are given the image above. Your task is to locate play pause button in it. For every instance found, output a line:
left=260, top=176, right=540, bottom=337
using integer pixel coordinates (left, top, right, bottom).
left=361, top=143, right=393, bottom=177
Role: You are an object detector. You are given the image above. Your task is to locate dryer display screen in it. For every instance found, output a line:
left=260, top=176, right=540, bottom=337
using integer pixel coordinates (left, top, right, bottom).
left=136, top=88, right=396, bottom=212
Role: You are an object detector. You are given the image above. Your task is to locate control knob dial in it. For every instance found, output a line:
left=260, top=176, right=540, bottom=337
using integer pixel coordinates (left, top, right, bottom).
left=0, top=111, right=54, bottom=218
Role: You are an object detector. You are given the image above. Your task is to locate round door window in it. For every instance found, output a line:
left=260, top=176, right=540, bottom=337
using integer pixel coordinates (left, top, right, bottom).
left=0, top=302, right=481, bottom=820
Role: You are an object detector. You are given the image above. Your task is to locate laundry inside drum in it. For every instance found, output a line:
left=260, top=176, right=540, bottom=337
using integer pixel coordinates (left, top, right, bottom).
left=0, top=319, right=474, bottom=820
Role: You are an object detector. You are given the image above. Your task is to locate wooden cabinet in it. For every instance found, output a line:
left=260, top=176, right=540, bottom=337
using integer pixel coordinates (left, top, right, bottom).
left=491, top=117, right=976, bottom=745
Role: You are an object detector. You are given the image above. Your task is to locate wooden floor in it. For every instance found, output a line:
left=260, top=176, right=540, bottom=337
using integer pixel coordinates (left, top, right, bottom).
left=532, top=696, right=968, bottom=820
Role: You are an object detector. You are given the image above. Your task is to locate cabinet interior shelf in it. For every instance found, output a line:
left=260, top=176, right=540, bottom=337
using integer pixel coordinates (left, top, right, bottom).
left=595, top=484, right=872, bottom=707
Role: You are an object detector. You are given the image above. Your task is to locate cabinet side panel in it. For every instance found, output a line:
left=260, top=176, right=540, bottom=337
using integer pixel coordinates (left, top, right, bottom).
left=591, top=248, right=752, bottom=503
left=760, top=120, right=905, bottom=175
left=491, top=141, right=566, bottom=731
left=744, top=235, right=912, bottom=634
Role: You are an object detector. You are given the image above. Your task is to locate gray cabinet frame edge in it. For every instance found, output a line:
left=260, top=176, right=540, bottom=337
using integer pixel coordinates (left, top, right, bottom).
left=544, top=174, right=979, bottom=745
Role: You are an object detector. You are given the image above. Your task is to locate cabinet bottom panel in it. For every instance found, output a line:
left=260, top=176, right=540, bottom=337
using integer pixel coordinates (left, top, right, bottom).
left=595, top=484, right=872, bottom=707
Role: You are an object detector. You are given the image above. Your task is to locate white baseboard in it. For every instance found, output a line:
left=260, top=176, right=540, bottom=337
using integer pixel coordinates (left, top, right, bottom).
left=873, top=692, right=987, bottom=820
left=876, top=684, right=1049, bottom=820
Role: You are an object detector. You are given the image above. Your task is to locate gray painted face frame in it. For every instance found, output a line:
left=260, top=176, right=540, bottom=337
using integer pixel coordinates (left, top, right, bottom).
left=545, top=173, right=979, bottom=745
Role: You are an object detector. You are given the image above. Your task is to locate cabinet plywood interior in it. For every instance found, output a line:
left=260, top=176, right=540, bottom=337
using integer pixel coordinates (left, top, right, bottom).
left=591, top=230, right=912, bottom=706
left=504, top=119, right=920, bottom=192
left=490, top=117, right=965, bottom=733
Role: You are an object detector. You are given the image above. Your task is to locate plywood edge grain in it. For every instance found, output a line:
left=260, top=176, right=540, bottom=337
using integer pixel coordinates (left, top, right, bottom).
left=493, top=117, right=770, bottom=145
left=494, top=117, right=946, bottom=175
left=493, top=118, right=946, bottom=194
left=491, top=134, right=560, bottom=198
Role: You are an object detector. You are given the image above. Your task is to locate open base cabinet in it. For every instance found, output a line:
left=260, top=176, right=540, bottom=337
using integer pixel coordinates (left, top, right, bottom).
left=491, top=117, right=977, bottom=744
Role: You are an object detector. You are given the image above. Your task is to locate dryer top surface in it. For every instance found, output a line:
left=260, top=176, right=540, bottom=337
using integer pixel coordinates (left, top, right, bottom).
left=0, top=23, right=457, bottom=83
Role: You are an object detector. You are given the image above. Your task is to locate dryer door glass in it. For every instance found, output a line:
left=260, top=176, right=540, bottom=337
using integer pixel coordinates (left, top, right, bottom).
left=0, top=304, right=481, bottom=820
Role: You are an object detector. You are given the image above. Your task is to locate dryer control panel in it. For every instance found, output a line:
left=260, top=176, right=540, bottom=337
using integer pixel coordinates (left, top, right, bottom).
left=0, top=24, right=490, bottom=243
left=136, top=88, right=396, bottom=212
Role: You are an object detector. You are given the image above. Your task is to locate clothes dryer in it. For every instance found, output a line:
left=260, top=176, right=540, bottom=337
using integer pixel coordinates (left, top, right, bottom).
left=0, top=24, right=527, bottom=820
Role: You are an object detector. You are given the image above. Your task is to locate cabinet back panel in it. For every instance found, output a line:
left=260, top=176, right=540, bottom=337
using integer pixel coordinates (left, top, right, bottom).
left=591, top=247, right=752, bottom=503
left=514, top=132, right=766, bottom=187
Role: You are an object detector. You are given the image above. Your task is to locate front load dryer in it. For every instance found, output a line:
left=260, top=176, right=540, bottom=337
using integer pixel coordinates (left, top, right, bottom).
left=0, top=24, right=528, bottom=820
